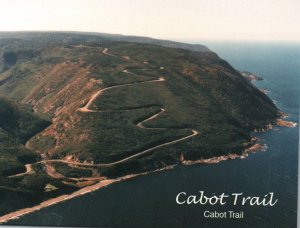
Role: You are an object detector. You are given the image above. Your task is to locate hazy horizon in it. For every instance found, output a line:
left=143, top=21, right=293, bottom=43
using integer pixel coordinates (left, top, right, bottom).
left=1, top=30, right=299, bottom=45
left=0, top=0, right=299, bottom=42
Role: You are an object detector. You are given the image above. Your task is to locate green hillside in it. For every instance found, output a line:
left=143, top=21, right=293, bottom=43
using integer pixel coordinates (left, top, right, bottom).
left=0, top=32, right=279, bottom=217
left=0, top=97, right=50, bottom=175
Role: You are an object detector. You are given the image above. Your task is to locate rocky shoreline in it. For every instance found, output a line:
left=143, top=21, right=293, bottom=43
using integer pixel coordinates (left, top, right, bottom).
left=0, top=138, right=269, bottom=225
left=0, top=114, right=297, bottom=224
left=239, top=71, right=263, bottom=82
left=182, top=113, right=297, bottom=166
left=182, top=140, right=266, bottom=166
left=0, top=132, right=270, bottom=224
left=276, top=119, right=298, bottom=128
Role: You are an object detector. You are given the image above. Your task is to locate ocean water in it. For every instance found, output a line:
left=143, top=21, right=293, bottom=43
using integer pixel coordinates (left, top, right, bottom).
left=8, top=42, right=300, bottom=228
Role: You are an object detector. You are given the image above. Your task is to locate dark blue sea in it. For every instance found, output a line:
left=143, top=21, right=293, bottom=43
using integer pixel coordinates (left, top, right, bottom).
left=8, top=41, right=300, bottom=228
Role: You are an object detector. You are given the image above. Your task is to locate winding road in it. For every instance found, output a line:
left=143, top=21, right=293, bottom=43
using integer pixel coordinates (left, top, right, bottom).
left=136, top=108, right=166, bottom=129
left=78, top=77, right=165, bottom=113
left=8, top=164, right=33, bottom=178
left=9, top=47, right=198, bottom=178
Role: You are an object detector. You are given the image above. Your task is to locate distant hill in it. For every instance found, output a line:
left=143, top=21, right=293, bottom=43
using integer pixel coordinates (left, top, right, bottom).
left=0, top=31, right=210, bottom=52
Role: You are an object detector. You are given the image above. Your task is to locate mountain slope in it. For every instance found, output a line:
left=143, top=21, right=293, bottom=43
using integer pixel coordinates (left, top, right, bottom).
left=0, top=37, right=278, bottom=167
left=0, top=32, right=280, bottom=218
left=0, top=97, right=49, bottom=176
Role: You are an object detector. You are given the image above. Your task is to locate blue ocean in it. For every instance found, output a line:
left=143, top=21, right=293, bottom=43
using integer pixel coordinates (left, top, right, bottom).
left=8, top=41, right=300, bottom=227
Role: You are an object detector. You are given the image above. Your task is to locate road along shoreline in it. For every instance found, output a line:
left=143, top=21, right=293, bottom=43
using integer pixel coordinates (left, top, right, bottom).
left=0, top=165, right=176, bottom=224
left=0, top=138, right=270, bottom=224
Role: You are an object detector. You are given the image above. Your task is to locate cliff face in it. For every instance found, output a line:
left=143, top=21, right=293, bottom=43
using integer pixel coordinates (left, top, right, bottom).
left=0, top=33, right=278, bottom=168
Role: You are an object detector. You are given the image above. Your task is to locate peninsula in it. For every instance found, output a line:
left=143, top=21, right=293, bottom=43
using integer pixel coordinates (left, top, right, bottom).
left=0, top=32, right=289, bottom=221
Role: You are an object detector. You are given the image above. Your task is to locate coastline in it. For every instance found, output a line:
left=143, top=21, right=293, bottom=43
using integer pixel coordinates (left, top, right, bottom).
left=182, top=142, right=266, bottom=166
left=0, top=137, right=270, bottom=224
left=0, top=137, right=268, bottom=224
left=276, top=119, right=298, bottom=128
left=0, top=165, right=175, bottom=224
left=176, top=112, right=298, bottom=166
left=0, top=129, right=281, bottom=224
left=0, top=115, right=297, bottom=224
